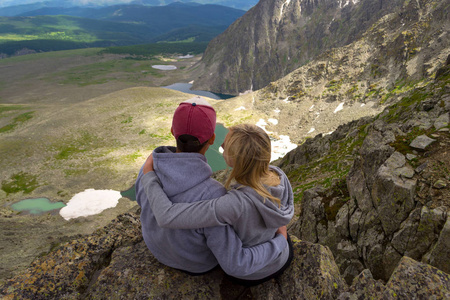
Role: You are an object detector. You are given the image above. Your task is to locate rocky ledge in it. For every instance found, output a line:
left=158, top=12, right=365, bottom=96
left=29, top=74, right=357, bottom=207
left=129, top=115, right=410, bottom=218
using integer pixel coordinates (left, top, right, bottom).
left=0, top=209, right=449, bottom=299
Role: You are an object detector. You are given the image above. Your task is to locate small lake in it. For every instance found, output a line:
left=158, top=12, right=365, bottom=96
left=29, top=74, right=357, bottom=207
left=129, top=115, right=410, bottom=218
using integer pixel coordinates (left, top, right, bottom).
left=205, top=123, right=228, bottom=172
left=10, top=198, right=66, bottom=214
left=163, top=83, right=234, bottom=100
left=152, top=65, right=177, bottom=70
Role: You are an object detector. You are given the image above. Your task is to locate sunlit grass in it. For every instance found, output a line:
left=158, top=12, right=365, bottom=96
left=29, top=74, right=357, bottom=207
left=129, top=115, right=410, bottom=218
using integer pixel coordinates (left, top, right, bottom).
left=0, top=48, right=103, bottom=64
left=46, top=58, right=164, bottom=86
left=0, top=34, right=39, bottom=41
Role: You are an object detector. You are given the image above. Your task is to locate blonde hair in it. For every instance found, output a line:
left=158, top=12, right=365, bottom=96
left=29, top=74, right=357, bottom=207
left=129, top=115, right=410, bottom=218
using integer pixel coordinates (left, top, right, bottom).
left=224, top=124, right=281, bottom=206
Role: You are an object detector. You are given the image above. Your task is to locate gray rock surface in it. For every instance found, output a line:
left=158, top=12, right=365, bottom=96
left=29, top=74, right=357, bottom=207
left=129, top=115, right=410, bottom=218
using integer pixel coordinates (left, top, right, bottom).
left=385, top=256, right=450, bottom=299
left=288, top=83, right=450, bottom=283
left=2, top=210, right=450, bottom=300
left=410, top=134, right=436, bottom=150
left=434, top=113, right=449, bottom=130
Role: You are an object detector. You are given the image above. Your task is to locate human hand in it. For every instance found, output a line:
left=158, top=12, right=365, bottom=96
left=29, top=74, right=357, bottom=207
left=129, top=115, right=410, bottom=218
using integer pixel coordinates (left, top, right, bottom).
left=143, top=153, right=154, bottom=174
left=276, top=225, right=287, bottom=240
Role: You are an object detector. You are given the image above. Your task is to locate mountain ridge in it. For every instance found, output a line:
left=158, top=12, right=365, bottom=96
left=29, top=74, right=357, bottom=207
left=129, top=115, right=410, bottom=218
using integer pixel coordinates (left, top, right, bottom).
left=191, top=0, right=448, bottom=95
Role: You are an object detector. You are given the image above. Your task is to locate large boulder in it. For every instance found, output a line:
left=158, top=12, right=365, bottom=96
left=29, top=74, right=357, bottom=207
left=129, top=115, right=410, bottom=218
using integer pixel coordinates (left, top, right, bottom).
left=0, top=210, right=347, bottom=299
left=290, top=90, right=450, bottom=282
left=385, top=256, right=450, bottom=299
left=1, top=213, right=449, bottom=299
left=338, top=257, right=450, bottom=299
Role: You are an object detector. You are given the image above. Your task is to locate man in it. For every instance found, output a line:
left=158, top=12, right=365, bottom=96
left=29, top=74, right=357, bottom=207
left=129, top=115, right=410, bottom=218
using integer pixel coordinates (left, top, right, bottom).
left=135, top=96, right=287, bottom=276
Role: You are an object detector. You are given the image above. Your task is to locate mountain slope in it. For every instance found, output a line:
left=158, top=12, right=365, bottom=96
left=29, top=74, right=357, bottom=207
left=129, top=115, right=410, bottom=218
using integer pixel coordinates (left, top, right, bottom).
left=192, top=0, right=449, bottom=95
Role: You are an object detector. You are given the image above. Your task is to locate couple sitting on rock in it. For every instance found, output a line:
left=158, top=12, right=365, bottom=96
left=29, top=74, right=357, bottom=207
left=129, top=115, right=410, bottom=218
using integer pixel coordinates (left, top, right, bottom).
left=135, top=96, right=294, bottom=286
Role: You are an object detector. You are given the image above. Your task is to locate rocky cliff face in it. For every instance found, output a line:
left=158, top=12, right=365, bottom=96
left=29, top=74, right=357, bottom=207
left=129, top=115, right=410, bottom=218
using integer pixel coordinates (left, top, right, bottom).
left=192, top=0, right=448, bottom=95
left=283, top=58, right=450, bottom=283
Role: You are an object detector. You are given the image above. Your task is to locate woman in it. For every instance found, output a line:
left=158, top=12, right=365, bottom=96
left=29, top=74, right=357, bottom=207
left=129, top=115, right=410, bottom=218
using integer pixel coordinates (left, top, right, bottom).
left=141, top=124, right=294, bottom=285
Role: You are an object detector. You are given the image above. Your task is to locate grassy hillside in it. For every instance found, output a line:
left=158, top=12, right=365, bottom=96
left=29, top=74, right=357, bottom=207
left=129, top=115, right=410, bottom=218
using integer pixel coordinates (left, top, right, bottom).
left=0, top=15, right=158, bottom=55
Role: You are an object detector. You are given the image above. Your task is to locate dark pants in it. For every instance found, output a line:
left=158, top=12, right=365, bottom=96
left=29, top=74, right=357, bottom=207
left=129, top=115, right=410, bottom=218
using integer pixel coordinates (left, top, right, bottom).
left=225, top=234, right=294, bottom=287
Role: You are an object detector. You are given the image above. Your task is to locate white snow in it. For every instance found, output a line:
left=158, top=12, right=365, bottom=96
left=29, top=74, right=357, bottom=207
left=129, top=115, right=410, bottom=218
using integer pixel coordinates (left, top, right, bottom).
left=279, top=0, right=291, bottom=19
left=234, top=106, right=246, bottom=111
left=152, top=65, right=177, bottom=70
left=334, top=102, right=344, bottom=113
left=361, top=103, right=366, bottom=107
left=255, top=119, right=296, bottom=161
left=274, top=108, right=281, bottom=114
left=339, top=0, right=360, bottom=8
left=59, top=189, right=122, bottom=220
left=271, top=135, right=297, bottom=161
left=268, top=118, right=278, bottom=125
left=308, top=128, right=315, bottom=134
left=256, top=118, right=269, bottom=129
left=178, top=54, right=194, bottom=59
left=283, top=97, right=290, bottom=103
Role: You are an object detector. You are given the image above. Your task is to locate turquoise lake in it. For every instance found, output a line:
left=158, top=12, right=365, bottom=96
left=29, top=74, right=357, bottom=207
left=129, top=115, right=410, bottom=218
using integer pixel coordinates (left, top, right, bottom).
left=11, top=198, right=66, bottom=214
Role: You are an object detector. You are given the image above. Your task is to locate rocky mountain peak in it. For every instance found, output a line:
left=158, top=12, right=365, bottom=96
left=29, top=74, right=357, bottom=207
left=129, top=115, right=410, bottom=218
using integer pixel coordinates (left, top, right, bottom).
left=191, top=0, right=447, bottom=95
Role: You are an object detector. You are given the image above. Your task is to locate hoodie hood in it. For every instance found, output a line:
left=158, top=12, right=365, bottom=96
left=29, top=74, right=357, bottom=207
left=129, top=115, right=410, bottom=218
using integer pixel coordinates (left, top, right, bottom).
left=234, top=166, right=294, bottom=228
left=153, top=146, right=213, bottom=197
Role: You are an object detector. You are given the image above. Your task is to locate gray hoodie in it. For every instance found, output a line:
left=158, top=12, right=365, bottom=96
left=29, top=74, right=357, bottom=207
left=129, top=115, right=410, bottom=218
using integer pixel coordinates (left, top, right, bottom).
left=140, top=161, right=294, bottom=280
left=136, top=146, right=288, bottom=276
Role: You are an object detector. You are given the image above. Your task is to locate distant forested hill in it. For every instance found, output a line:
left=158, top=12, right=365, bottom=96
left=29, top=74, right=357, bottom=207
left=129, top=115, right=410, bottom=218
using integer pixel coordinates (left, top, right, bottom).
left=0, top=0, right=257, bottom=15
left=0, top=3, right=245, bottom=56
left=18, top=3, right=245, bottom=28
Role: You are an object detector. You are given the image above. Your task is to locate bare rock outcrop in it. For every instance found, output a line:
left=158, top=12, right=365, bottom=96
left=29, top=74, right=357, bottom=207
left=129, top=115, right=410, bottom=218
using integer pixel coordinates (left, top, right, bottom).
left=289, top=70, right=450, bottom=283
left=2, top=209, right=449, bottom=299
left=0, top=209, right=348, bottom=299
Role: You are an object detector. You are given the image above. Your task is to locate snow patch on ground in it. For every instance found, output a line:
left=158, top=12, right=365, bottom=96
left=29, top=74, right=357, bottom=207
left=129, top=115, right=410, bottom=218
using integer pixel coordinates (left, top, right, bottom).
left=268, top=118, right=278, bottom=125
left=235, top=106, right=246, bottom=111
left=178, top=55, right=194, bottom=59
left=339, top=0, right=359, bottom=8
left=308, top=128, right=315, bottom=134
left=279, top=0, right=292, bottom=19
left=256, top=119, right=269, bottom=130
left=271, top=135, right=297, bottom=161
left=152, top=65, right=177, bottom=70
left=256, top=119, right=297, bottom=161
left=274, top=108, right=281, bottom=113
left=59, top=189, right=122, bottom=220
left=334, top=102, right=344, bottom=113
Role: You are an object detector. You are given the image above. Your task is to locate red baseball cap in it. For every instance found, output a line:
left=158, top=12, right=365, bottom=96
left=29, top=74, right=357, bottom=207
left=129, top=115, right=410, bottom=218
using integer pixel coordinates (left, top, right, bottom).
left=172, top=96, right=216, bottom=144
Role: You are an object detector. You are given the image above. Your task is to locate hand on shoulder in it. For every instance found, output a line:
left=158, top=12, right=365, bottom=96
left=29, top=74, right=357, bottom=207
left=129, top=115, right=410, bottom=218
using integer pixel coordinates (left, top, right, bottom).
left=143, top=153, right=155, bottom=174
